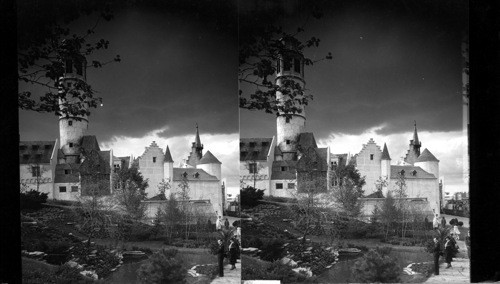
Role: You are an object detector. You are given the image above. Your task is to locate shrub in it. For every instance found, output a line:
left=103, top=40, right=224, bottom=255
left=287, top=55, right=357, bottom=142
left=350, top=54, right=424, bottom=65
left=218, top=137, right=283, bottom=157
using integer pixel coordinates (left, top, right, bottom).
left=241, top=186, right=265, bottom=208
left=242, top=236, right=263, bottom=249
left=351, top=249, right=400, bottom=283
left=137, top=249, right=186, bottom=284
left=260, top=239, right=285, bottom=262
left=20, top=190, right=48, bottom=210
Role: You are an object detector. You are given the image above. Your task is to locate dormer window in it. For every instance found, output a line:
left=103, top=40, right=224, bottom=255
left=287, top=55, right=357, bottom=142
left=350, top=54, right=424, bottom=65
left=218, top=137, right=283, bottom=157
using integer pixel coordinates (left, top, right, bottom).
left=281, top=166, right=287, bottom=171
left=412, top=170, right=417, bottom=176
left=35, top=154, right=42, bottom=162
left=22, top=154, right=30, bottom=160
left=182, top=172, right=188, bottom=178
left=68, top=121, right=73, bottom=126
left=249, top=142, right=256, bottom=147
left=44, top=145, right=51, bottom=150
left=64, top=169, right=71, bottom=175
left=194, top=172, right=200, bottom=178
left=32, top=145, right=39, bottom=150
left=240, top=151, right=248, bottom=160
left=400, top=169, right=405, bottom=176
left=19, top=145, right=27, bottom=151
left=262, top=142, right=269, bottom=146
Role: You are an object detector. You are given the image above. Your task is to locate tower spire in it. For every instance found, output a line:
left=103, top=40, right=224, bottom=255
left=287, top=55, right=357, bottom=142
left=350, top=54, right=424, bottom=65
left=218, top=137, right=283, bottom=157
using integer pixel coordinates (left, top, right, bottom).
left=195, top=123, right=202, bottom=147
left=413, top=121, right=420, bottom=145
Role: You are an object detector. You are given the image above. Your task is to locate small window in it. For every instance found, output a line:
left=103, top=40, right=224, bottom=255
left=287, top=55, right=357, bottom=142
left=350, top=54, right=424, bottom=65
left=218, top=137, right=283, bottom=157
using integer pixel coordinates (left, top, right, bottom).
left=65, top=59, right=73, bottom=73
left=194, top=172, right=200, bottom=178
left=412, top=170, right=417, bottom=176
left=276, top=183, right=283, bottom=189
left=262, top=142, right=269, bottom=146
left=240, top=151, right=248, bottom=160
left=249, top=142, right=256, bottom=147
left=400, top=169, right=405, bottom=176
left=153, top=157, right=156, bottom=163
left=281, top=166, right=287, bottom=171
left=71, top=186, right=79, bottom=192
left=370, top=154, right=374, bottom=160
left=294, top=58, right=301, bottom=73
left=64, top=169, right=71, bottom=175
left=182, top=172, right=188, bottom=178
left=75, top=60, right=83, bottom=75
left=32, top=145, right=39, bottom=150
left=285, top=117, right=290, bottom=123
left=249, top=163, right=257, bottom=174
left=288, top=183, right=295, bottom=189
left=44, top=145, right=51, bottom=150
left=286, top=140, right=291, bottom=145
left=69, top=143, right=73, bottom=148
left=68, top=121, right=73, bottom=126
left=32, top=166, right=40, bottom=177
left=283, top=57, right=292, bottom=71
left=34, top=154, right=42, bottom=162
left=59, top=186, right=67, bottom=193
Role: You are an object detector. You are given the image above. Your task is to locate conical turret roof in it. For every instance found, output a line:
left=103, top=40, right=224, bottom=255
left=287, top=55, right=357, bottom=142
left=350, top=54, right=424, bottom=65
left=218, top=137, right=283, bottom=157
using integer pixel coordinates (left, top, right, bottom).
left=164, top=146, right=174, bottom=163
left=415, top=148, right=439, bottom=162
left=381, top=143, right=391, bottom=160
left=199, top=150, right=221, bottom=164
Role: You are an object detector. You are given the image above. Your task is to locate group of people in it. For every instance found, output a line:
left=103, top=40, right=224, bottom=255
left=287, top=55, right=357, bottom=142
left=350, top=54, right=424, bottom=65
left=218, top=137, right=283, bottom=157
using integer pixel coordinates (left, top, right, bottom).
left=432, top=214, right=461, bottom=240
left=217, top=237, right=240, bottom=277
left=433, top=230, right=470, bottom=275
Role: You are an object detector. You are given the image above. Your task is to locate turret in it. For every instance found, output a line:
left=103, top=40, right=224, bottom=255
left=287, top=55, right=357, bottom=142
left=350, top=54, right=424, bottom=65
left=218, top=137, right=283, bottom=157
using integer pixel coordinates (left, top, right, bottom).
left=198, top=150, right=222, bottom=180
left=276, top=37, right=306, bottom=160
left=163, top=145, right=174, bottom=182
left=186, top=124, right=204, bottom=167
left=414, top=148, right=439, bottom=179
left=58, top=51, right=88, bottom=164
left=381, top=143, right=391, bottom=179
left=404, top=121, right=422, bottom=165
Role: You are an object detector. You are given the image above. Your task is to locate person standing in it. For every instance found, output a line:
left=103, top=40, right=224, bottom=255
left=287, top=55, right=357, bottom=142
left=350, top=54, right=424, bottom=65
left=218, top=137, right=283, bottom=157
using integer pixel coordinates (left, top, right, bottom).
left=441, top=216, right=447, bottom=228
left=224, top=218, right=230, bottom=229
left=433, top=237, right=442, bottom=275
left=433, top=214, right=440, bottom=229
left=236, top=226, right=241, bottom=242
left=217, top=239, right=225, bottom=277
left=216, top=216, right=222, bottom=231
left=444, top=236, right=453, bottom=268
left=453, top=225, right=461, bottom=240
left=465, top=231, right=471, bottom=259
left=228, top=238, right=237, bottom=270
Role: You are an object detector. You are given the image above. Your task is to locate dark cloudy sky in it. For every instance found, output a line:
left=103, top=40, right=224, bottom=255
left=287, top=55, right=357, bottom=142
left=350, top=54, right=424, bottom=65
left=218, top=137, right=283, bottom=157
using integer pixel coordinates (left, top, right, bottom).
left=18, top=2, right=240, bottom=190
left=239, top=0, right=469, bottom=193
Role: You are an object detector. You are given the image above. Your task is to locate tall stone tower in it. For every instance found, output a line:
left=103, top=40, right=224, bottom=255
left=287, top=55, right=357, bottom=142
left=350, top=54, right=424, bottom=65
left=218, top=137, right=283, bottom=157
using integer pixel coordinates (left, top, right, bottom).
left=58, top=50, right=88, bottom=164
left=404, top=122, right=421, bottom=165
left=276, top=37, right=306, bottom=161
left=186, top=124, right=204, bottom=167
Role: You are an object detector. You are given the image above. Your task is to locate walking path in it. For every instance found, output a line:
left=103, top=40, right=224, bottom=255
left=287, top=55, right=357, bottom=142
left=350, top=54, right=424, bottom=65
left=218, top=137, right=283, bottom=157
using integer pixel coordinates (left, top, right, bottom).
left=425, top=235, right=470, bottom=283
left=210, top=261, right=241, bottom=284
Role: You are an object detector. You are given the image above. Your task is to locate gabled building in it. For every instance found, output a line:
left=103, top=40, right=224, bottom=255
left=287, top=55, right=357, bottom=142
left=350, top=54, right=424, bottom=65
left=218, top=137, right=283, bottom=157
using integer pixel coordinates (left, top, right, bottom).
left=138, top=126, right=224, bottom=220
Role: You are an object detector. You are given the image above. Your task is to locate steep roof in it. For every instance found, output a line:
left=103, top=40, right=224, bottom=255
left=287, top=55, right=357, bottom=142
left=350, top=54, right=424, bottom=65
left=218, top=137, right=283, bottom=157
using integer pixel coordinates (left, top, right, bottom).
left=80, top=135, right=101, bottom=153
left=381, top=143, right=391, bottom=160
left=296, top=146, right=329, bottom=172
left=172, top=168, right=218, bottom=181
left=390, top=165, right=436, bottom=179
left=164, top=146, right=174, bottom=163
left=79, top=149, right=111, bottom=175
left=413, top=121, right=420, bottom=145
left=297, top=132, right=318, bottom=150
left=415, top=148, right=440, bottom=162
left=19, top=141, right=56, bottom=164
left=199, top=150, right=221, bottom=164
left=271, top=160, right=297, bottom=180
left=194, top=124, right=202, bottom=148
left=54, top=163, right=80, bottom=183
left=240, top=138, right=273, bottom=161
